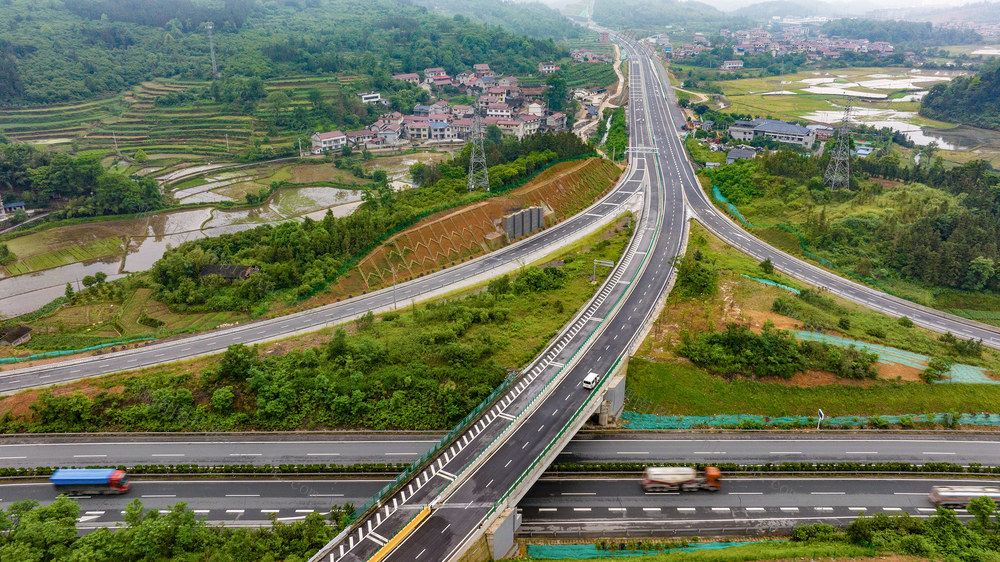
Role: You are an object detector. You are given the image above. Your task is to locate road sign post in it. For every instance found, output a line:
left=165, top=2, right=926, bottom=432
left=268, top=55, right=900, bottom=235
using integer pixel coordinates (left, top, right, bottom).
left=817, top=409, right=825, bottom=430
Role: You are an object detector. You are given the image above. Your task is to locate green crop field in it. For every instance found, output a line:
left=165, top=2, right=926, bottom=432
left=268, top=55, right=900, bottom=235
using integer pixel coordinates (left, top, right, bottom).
left=1, top=238, right=123, bottom=276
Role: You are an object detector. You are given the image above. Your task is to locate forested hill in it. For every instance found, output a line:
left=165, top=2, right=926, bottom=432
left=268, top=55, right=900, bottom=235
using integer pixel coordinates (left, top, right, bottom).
left=920, top=61, right=1000, bottom=131
left=0, top=0, right=565, bottom=106
left=591, top=0, right=737, bottom=29
left=410, top=0, right=584, bottom=41
left=819, top=18, right=982, bottom=47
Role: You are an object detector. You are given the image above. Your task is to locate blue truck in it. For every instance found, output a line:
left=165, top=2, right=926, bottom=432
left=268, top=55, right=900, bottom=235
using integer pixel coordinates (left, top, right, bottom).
left=50, top=468, right=131, bottom=495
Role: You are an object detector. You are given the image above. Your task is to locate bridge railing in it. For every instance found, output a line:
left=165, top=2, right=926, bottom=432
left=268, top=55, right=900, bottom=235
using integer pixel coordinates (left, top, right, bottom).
left=485, top=353, right=625, bottom=521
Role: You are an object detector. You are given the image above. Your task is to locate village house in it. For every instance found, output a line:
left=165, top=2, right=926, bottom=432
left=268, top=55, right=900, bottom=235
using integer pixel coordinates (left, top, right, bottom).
left=311, top=130, right=347, bottom=153
left=0, top=325, right=31, bottom=347
left=473, top=63, right=494, bottom=77
left=356, top=92, right=382, bottom=104
left=721, top=60, right=744, bottom=70
left=729, top=118, right=816, bottom=147
left=392, top=72, right=420, bottom=84
left=429, top=121, right=456, bottom=141
left=545, top=112, right=567, bottom=131
left=486, top=102, right=512, bottom=119
left=451, top=104, right=473, bottom=118
left=518, top=114, right=541, bottom=136
left=423, top=67, right=447, bottom=80
left=346, top=129, right=377, bottom=147
left=538, top=61, right=557, bottom=75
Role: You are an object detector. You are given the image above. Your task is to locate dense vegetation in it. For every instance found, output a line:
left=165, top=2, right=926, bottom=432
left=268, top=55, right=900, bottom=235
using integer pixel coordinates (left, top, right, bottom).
left=820, top=18, right=982, bottom=48
left=792, top=504, right=1000, bottom=560
left=0, top=0, right=565, bottom=105
left=0, top=496, right=351, bottom=560
left=410, top=0, right=584, bottom=41
left=602, top=107, right=627, bottom=161
left=149, top=133, right=591, bottom=312
left=0, top=143, right=162, bottom=217
left=921, top=60, right=1000, bottom=131
left=677, top=46, right=904, bottom=74
left=2, top=224, right=629, bottom=433
left=680, top=321, right=880, bottom=380
left=710, top=150, right=1000, bottom=295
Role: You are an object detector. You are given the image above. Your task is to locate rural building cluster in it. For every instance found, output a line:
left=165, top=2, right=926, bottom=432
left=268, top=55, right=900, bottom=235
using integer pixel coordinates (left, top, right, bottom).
left=312, top=63, right=567, bottom=154
left=665, top=26, right=896, bottom=63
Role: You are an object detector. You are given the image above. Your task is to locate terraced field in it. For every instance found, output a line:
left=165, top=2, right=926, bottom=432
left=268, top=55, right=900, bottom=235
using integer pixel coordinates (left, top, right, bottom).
left=0, top=74, right=363, bottom=156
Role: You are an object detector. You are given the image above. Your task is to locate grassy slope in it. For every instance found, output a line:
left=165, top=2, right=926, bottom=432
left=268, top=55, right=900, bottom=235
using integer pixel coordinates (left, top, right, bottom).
left=627, top=221, right=1000, bottom=417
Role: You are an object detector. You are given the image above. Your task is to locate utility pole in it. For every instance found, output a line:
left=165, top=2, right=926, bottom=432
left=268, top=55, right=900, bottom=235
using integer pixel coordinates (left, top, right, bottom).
left=467, top=101, right=490, bottom=192
left=205, top=22, right=220, bottom=79
left=226, top=133, right=230, bottom=153
left=112, top=131, right=119, bottom=154
left=298, top=137, right=303, bottom=157
left=824, top=98, right=853, bottom=190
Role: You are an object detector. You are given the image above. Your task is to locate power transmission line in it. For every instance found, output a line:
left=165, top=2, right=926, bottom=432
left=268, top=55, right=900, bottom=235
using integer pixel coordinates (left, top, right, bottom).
left=824, top=98, right=853, bottom=190
left=466, top=103, right=489, bottom=192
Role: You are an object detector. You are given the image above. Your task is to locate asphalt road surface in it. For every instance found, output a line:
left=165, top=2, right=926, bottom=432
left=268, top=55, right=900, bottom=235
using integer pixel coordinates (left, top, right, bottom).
left=1, top=477, right=986, bottom=534
left=7, top=433, right=1000, bottom=469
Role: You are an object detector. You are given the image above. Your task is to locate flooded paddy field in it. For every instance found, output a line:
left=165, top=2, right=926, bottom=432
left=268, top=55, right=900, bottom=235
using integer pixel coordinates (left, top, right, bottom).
left=364, top=151, right=452, bottom=191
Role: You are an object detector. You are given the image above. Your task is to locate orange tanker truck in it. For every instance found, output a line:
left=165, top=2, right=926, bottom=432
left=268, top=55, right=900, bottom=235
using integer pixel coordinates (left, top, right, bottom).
left=641, top=466, right=722, bottom=492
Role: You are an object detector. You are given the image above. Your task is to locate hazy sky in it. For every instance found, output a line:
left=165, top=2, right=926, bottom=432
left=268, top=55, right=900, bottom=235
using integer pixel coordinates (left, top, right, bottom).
left=532, top=0, right=999, bottom=14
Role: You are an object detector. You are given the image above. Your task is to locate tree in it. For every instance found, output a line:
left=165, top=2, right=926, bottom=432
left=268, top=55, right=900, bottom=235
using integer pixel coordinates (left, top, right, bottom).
left=266, top=90, right=291, bottom=121
left=218, top=344, right=258, bottom=380
left=485, top=124, right=503, bottom=146
left=133, top=149, right=148, bottom=163
left=82, top=275, right=97, bottom=288
left=968, top=496, right=997, bottom=532
left=65, top=283, right=75, bottom=300
left=759, top=257, right=774, bottom=274
left=341, top=144, right=353, bottom=157
left=0, top=243, right=15, bottom=266
left=95, top=271, right=107, bottom=284
left=546, top=72, right=568, bottom=112
left=11, top=208, right=28, bottom=223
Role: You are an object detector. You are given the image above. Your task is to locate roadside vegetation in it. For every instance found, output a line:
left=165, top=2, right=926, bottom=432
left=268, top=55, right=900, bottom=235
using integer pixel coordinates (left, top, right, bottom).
left=628, top=222, right=1000, bottom=418
left=0, top=496, right=352, bottom=561
left=521, top=501, right=1000, bottom=560
left=703, top=149, right=1000, bottom=322
left=0, top=219, right=632, bottom=433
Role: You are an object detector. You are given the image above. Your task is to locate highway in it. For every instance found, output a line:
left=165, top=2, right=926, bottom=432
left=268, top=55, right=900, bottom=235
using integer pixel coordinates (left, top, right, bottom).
left=0, top=477, right=987, bottom=533
left=7, top=433, right=1000, bottom=469
left=315, top=33, right=686, bottom=562
left=0, top=170, right=641, bottom=394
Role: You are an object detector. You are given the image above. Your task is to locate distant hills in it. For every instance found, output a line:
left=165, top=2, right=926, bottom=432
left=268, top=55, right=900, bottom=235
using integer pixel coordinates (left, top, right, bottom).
left=731, top=0, right=848, bottom=20
left=591, top=0, right=736, bottom=29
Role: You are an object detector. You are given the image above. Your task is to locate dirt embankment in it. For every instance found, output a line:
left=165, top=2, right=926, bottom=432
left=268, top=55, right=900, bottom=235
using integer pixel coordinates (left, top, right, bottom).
left=333, top=158, right=623, bottom=295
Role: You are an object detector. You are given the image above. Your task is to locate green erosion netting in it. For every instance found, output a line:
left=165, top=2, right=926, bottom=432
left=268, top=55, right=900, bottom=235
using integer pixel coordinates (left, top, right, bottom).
left=740, top=274, right=800, bottom=294
left=711, top=184, right=754, bottom=229
left=526, top=541, right=779, bottom=559
left=0, top=338, right=156, bottom=364
left=622, top=411, right=1000, bottom=429
left=793, top=331, right=998, bottom=384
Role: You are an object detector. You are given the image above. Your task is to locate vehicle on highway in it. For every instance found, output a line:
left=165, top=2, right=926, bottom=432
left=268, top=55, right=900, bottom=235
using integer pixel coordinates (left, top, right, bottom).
left=642, top=466, right=722, bottom=492
left=582, top=372, right=600, bottom=390
left=929, top=485, right=1000, bottom=508
left=50, top=468, right=131, bottom=495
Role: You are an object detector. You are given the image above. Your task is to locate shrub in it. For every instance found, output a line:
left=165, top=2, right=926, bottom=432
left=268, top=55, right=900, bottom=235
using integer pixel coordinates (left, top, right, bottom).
left=898, top=316, right=914, bottom=328
left=920, top=357, right=950, bottom=384
left=837, top=317, right=851, bottom=331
